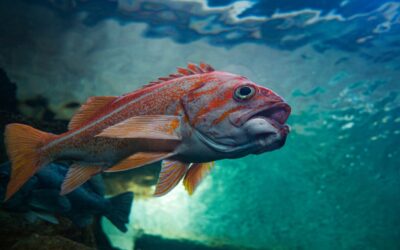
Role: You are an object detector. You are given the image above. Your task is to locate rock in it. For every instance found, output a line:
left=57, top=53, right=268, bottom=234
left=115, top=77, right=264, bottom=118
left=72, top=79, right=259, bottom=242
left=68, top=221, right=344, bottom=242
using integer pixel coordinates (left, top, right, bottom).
left=0, top=210, right=97, bottom=249
left=0, top=67, right=68, bottom=162
left=103, top=162, right=160, bottom=197
left=11, top=235, right=94, bottom=250
left=0, top=68, right=18, bottom=113
left=134, top=234, right=246, bottom=250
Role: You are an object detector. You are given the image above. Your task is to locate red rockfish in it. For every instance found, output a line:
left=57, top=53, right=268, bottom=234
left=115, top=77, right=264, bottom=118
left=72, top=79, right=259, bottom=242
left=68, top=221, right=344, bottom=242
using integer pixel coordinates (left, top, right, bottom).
left=4, top=63, right=291, bottom=200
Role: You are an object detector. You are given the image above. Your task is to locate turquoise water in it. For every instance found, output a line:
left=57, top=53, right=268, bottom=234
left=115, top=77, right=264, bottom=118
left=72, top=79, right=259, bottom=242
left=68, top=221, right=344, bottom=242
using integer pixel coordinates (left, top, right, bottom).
left=0, top=0, right=399, bottom=249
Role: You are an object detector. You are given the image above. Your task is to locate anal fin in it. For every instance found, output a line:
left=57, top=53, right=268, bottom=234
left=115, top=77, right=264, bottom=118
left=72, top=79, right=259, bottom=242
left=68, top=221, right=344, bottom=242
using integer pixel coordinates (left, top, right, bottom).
left=105, top=152, right=174, bottom=173
left=183, top=162, right=215, bottom=195
left=154, top=160, right=190, bottom=197
left=60, top=164, right=102, bottom=195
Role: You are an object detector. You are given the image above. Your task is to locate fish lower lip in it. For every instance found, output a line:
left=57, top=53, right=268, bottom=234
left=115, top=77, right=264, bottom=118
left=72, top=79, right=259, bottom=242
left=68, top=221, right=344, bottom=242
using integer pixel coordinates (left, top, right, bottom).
left=257, top=136, right=270, bottom=147
left=244, top=116, right=290, bottom=140
left=256, top=124, right=290, bottom=146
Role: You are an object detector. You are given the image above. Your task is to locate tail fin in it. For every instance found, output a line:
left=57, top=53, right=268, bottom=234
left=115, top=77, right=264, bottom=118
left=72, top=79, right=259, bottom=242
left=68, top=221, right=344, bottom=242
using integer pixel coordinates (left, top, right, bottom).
left=105, top=192, right=134, bottom=233
left=4, top=123, right=54, bottom=201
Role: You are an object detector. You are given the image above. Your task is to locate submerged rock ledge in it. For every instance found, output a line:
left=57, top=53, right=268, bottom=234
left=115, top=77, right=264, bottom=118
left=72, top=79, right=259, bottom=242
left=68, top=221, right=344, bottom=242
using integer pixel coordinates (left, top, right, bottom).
left=0, top=210, right=96, bottom=249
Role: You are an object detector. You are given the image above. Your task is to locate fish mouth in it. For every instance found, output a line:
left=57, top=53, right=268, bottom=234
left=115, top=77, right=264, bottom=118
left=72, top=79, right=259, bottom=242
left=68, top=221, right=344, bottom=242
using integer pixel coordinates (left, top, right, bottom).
left=243, top=102, right=291, bottom=152
left=249, top=102, right=291, bottom=125
left=248, top=102, right=291, bottom=131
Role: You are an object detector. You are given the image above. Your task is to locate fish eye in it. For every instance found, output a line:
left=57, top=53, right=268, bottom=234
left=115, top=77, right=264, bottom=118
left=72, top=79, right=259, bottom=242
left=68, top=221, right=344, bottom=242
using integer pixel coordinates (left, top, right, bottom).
left=234, top=85, right=256, bottom=101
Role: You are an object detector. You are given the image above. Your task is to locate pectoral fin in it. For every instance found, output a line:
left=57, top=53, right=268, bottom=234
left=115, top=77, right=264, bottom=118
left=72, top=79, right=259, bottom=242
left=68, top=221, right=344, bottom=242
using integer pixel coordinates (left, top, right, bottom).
left=60, top=164, right=102, bottom=195
left=96, top=115, right=182, bottom=140
left=25, top=211, right=59, bottom=224
left=154, top=160, right=189, bottom=197
left=105, top=152, right=174, bottom=173
left=183, top=162, right=215, bottom=195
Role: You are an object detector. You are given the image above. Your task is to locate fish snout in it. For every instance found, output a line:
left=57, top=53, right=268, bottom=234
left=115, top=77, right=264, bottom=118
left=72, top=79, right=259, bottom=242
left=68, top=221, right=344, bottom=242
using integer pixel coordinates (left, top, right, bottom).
left=242, top=102, right=291, bottom=152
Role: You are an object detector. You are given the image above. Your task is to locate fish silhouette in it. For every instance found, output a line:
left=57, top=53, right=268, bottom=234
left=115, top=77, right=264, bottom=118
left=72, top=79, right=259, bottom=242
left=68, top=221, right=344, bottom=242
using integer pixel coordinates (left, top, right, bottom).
left=0, top=162, right=133, bottom=232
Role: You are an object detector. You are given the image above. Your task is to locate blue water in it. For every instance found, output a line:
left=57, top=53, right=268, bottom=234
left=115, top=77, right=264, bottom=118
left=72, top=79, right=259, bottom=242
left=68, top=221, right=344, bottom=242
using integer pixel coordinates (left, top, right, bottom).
left=0, top=0, right=399, bottom=249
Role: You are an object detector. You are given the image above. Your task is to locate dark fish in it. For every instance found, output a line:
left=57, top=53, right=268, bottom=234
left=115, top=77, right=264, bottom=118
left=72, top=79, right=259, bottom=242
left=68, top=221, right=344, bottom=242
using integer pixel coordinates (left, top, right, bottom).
left=0, top=162, right=134, bottom=232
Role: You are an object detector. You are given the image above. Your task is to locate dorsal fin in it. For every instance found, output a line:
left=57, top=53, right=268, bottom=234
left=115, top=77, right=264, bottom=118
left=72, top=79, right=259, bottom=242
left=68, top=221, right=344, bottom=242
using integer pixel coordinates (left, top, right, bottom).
left=68, top=96, right=117, bottom=130
left=143, top=62, right=215, bottom=88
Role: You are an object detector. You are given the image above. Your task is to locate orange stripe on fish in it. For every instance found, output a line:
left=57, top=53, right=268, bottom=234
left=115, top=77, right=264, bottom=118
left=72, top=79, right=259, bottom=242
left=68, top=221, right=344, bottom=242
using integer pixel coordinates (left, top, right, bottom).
left=188, top=85, right=220, bottom=100
left=212, top=106, right=244, bottom=125
left=193, top=89, right=233, bottom=125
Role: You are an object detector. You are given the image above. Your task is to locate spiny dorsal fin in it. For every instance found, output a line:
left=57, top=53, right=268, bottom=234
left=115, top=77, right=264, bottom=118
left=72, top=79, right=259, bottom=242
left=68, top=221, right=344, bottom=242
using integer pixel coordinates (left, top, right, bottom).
left=68, top=96, right=117, bottom=130
left=143, top=62, right=215, bottom=88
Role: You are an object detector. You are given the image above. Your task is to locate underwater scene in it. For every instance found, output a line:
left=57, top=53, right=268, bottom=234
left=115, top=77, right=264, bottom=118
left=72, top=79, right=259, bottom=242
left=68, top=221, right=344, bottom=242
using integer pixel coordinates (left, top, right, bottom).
left=0, top=0, right=399, bottom=249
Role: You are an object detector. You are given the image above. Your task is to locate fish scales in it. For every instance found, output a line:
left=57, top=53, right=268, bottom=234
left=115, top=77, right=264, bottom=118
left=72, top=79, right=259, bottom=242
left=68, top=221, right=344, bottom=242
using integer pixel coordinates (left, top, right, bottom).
left=4, top=63, right=291, bottom=199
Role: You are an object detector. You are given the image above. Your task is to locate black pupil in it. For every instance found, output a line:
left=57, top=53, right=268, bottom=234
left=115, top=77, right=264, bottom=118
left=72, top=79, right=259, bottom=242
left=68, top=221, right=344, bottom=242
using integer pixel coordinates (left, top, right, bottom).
left=239, top=86, right=252, bottom=96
